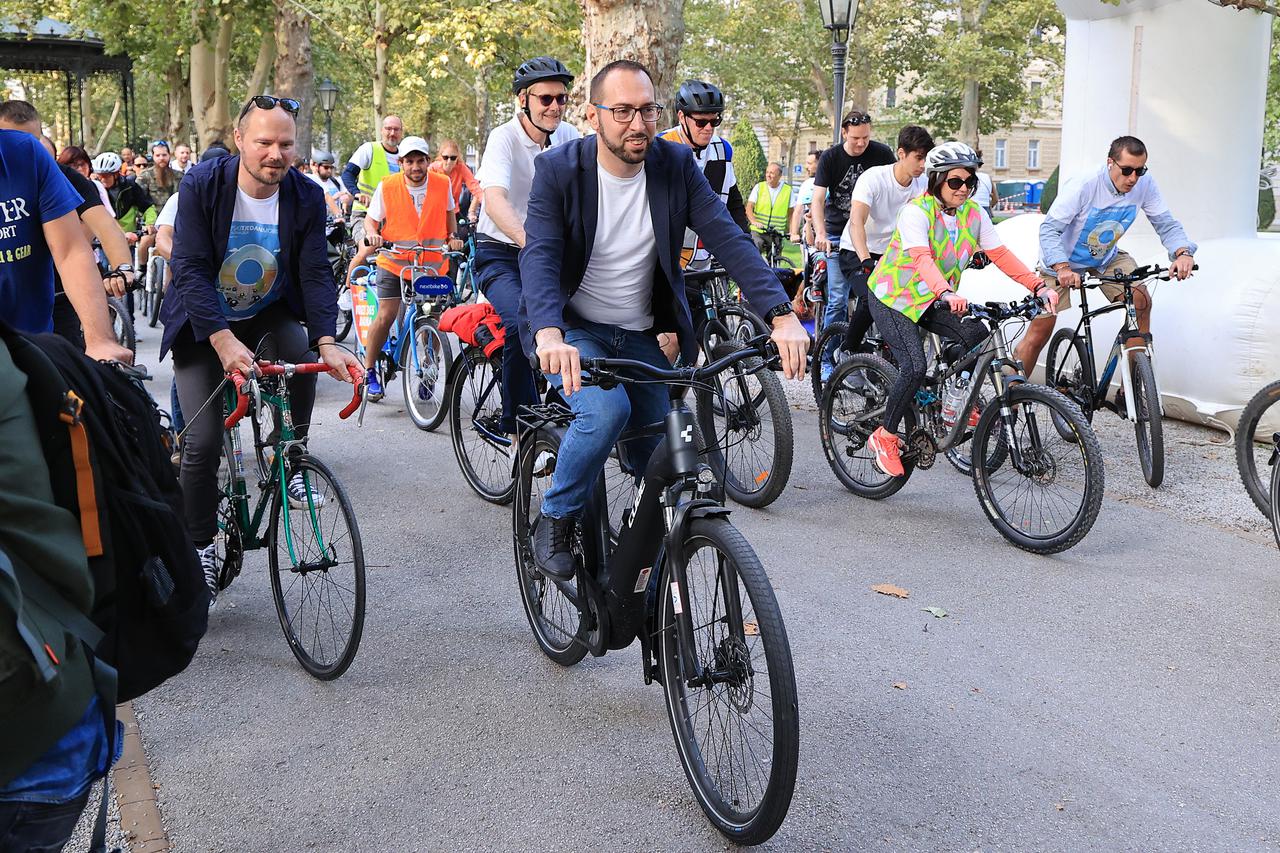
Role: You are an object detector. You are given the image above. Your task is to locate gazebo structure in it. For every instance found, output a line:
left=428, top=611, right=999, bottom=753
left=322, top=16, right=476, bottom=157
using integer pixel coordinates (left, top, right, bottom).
left=0, top=17, right=135, bottom=147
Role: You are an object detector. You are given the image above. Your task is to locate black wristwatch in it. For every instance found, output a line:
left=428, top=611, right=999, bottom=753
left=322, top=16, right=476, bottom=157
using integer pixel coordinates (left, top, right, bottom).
left=763, top=301, right=794, bottom=322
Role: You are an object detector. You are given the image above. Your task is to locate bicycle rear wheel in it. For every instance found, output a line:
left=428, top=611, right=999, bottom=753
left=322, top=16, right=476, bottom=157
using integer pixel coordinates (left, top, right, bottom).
left=107, top=296, right=136, bottom=355
left=660, top=517, right=798, bottom=846
left=268, top=454, right=366, bottom=680
left=513, top=430, right=588, bottom=666
left=970, top=383, right=1104, bottom=554
left=819, top=353, right=915, bottom=499
left=1131, top=352, right=1164, bottom=487
left=402, top=315, right=452, bottom=431
left=1044, top=329, right=1092, bottom=440
left=449, top=348, right=514, bottom=504
left=1237, top=380, right=1280, bottom=517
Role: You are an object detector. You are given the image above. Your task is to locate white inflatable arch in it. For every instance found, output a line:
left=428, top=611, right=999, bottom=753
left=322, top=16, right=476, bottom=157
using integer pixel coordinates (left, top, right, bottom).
left=960, top=0, right=1277, bottom=432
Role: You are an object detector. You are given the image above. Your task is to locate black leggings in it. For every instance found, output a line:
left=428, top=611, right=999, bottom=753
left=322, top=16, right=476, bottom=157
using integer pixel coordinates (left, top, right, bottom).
left=838, top=250, right=880, bottom=352
left=172, top=304, right=316, bottom=543
left=867, top=296, right=987, bottom=434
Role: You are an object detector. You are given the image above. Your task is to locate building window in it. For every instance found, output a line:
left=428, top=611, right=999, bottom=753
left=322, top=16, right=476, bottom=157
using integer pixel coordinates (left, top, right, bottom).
left=885, top=85, right=897, bottom=109
left=808, top=140, right=819, bottom=154
left=1030, top=81, right=1043, bottom=110
left=995, top=139, right=1007, bottom=169
left=1028, top=139, right=1041, bottom=170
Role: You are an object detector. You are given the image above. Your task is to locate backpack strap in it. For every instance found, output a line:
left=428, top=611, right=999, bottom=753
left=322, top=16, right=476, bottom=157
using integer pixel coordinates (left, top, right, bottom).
left=58, top=390, right=104, bottom=558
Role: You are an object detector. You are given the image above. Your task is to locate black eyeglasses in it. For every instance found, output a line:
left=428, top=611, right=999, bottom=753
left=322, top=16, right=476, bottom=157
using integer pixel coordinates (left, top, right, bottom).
left=944, top=175, right=979, bottom=191
left=686, top=115, right=722, bottom=129
left=1113, top=163, right=1149, bottom=177
left=239, top=95, right=300, bottom=120
left=441, top=155, right=458, bottom=161
left=530, top=93, right=568, bottom=107
left=594, top=103, right=664, bottom=124
left=842, top=112, right=872, bottom=127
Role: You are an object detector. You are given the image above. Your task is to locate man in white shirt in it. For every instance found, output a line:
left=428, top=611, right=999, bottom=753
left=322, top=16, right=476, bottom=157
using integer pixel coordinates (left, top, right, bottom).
left=307, top=150, right=352, bottom=218
left=972, top=151, right=995, bottom=216
left=474, top=55, right=580, bottom=439
left=789, top=151, right=819, bottom=245
left=837, top=125, right=933, bottom=353
left=745, top=162, right=795, bottom=260
left=173, top=143, right=193, bottom=174
left=341, top=116, right=403, bottom=238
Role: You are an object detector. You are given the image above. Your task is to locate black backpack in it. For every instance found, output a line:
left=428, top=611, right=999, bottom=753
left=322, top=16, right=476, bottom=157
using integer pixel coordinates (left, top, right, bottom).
left=2, top=325, right=208, bottom=702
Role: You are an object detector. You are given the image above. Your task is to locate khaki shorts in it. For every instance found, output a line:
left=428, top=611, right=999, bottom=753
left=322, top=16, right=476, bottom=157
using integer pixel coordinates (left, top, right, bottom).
left=1039, top=250, right=1138, bottom=311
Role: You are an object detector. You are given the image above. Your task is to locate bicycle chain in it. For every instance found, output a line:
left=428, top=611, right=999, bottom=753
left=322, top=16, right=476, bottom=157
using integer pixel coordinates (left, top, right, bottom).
left=907, top=428, right=937, bottom=470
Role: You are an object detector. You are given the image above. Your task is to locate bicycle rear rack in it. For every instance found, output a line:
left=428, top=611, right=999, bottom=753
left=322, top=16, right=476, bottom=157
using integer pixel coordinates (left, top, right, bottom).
left=515, top=402, right=575, bottom=434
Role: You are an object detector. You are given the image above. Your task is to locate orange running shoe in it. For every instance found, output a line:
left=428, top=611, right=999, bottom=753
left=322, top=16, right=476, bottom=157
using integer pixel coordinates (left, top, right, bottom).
left=869, top=426, right=905, bottom=477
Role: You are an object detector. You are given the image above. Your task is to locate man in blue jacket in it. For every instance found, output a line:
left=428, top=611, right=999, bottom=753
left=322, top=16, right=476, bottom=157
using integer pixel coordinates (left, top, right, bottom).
left=164, top=96, right=362, bottom=606
left=519, top=59, right=809, bottom=579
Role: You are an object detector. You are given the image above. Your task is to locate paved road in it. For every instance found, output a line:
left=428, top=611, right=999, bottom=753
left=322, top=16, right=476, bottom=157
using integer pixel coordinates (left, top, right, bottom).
left=123, top=331, right=1280, bottom=851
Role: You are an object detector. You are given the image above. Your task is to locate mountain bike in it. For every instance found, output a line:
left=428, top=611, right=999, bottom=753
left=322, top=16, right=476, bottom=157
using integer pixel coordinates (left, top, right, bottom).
left=350, top=241, right=457, bottom=431
left=216, top=359, right=366, bottom=679
left=1236, top=380, right=1280, bottom=518
left=820, top=295, right=1105, bottom=554
left=756, top=226, right=787, bottom=268
left=1044, top=263, right=1194, bottom=488
left=683, top=267, right=793, bottom=508
left=512, top=336, right=799, bottom=845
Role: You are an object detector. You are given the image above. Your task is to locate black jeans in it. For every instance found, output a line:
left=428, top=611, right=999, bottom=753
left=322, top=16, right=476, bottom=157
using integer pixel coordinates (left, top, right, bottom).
left=0, top=791, right=91, bottom=853
left=172, top=304, right=316, bottom=543
left=838, top=250, right=881, bottom=352
left=868, top=296, right=987, bottom=433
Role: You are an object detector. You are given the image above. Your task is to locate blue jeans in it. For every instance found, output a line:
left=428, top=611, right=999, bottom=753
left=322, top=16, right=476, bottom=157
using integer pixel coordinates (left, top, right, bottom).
left=821, top=234, right=849, bottom=340
left=541, top=322, right=670, bottom=520
left=475, top=240, right=537, bottom=434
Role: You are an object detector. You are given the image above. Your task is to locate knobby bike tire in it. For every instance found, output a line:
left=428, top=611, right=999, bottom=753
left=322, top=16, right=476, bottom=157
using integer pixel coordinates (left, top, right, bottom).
left=695, top=343, right=793, bottom=508
left=107, top=296, right=136, bottom=355
left=268, top=454, right=366, bottom=680
left=970, top=383, right=1105, bottom=554
left=449, top=347, right=515, bottom=504
left=513, top=429, right=589, bottom=666
left=337, top=309, right=353, bottom=343
left=659, top=517, right=799, bottom=846
left=1235, top=379, right=1280, bottom=517
left=811, top=320, right=849, bottom=407
left=1131, top=352, right=1164, bottom=488
left=402, top=316, right=452, bottom=432
left=819, top=353, right=915, bottom=499
left=1044, top=329, right=1092, bottom=441
left=217, top=431, right=245, bottom=590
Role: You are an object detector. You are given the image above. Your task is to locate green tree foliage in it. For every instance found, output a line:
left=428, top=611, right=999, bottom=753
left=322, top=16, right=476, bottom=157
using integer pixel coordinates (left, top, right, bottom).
left=1260, top=185, right=1275, bottom=231
left=1040, top=163, right=1059, bottom=213
left=730, top=117, right=766, bottom=195
left=1266, top=16, right=1280, bottom=160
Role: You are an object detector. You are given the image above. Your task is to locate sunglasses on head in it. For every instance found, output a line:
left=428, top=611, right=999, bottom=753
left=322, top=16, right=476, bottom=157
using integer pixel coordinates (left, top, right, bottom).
left=686, top=115, right=722, bottom=129
left=944, top=175, right=979, bottom=191
left=1113, top=163, right=1148, bottom=177
left=842, top=113, right=872, bottom=127
left=240, top=95, right=300, bottom=119
left=530, top=93, right=568, bottom=107
left=441, top=154, right=458, bottom=161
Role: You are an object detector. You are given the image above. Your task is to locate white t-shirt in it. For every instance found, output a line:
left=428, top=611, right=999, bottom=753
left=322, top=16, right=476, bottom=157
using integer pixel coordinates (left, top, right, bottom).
left=365, top=179, right=454, bottom=221
left=840, top=164, right=927, bottom=255
left=896, top=203, right=1003, bottom=253
left=347, top=141, right=401, bottom=174
left=306, top=172, right=344, bottom=198
left=797, top=177, right=816, bottom=206
left=747, top=182, right=797, bottom=208
left=155, top=193, right=180, bottom=229
left=972, top=172, right=994, bottom=208
left=91, top=177, right=111, bottom=210
left=569, top=167, right=657, bottom=330
left=474, top=115, right=580, bottom=245
left=217, top=188, right=283, bottom=319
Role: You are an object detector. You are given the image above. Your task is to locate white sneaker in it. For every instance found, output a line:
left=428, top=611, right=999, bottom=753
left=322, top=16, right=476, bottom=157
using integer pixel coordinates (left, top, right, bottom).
left=287, top=472, right=326, bottom=509
left=198, top=543, right=220, bottom=610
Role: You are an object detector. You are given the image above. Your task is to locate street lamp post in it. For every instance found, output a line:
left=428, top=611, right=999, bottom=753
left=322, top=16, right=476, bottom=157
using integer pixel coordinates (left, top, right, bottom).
left=317, top=78, right=340, bottom=153
left=819, top=0, right=859, bottom=145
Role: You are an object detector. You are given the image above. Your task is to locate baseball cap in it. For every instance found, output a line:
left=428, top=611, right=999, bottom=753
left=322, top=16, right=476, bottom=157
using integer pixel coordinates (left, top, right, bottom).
left=398, top=136, right=430, bottom=158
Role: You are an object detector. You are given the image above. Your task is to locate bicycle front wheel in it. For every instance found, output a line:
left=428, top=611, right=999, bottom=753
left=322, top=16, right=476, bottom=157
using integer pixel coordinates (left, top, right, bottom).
left=268, top=454, right=366, bottom=680
left=1237, top=380, right=1280, bottom=517
left=1131, top=352, right=1164, bottom=488
left=402, top=315, right=452, bottom=432
left=449, top=348, right=514, bottom=504
left=819, top=353, right=915, bottom=499
left=971, top=383, right=1105, bottom=554
left=660, top=517, right=799, bottom=846
left=811, top=320, right=850, bottom=406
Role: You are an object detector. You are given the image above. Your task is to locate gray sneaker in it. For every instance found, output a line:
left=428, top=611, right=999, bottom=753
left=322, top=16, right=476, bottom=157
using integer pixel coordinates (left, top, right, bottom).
left=287, top=472, right=326, bottom=509
left=198, top=543, right=220, bottom=610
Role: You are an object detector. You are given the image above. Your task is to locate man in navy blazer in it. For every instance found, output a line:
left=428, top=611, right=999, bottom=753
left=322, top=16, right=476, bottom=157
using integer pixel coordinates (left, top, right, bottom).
left=165, top=96, right=362, bottom=607
left=519, top=59, right=808, bottom=579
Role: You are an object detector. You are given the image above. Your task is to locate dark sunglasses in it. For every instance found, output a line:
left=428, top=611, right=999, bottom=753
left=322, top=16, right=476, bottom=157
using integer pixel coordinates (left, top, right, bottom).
left=441, top=155, right=458, bottom=161
left=842, top=112, right=872, bottom=127
left=944, top=175, right=979, bottom=191
left=1113, top=163, right=1149, bottom=177
left=239, top=95, right=300, bottom=119
left=530, top=93, right=568, bottom=107
left=686, top=115, right=723, bottom=129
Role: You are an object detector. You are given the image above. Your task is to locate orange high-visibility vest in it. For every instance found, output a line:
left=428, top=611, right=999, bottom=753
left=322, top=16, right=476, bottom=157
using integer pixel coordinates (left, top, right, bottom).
left=374, top=171, right=451, bottom=276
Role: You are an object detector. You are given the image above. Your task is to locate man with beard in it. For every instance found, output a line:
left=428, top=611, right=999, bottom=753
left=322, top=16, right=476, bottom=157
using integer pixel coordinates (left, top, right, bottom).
left=519, top=59, right=810, bottom=579
left=164, top=95, right=363, bottom=608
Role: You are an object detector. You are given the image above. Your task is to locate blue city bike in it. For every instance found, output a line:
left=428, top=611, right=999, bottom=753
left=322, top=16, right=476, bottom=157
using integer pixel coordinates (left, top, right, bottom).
left=349, top=240, right=458, bottom=431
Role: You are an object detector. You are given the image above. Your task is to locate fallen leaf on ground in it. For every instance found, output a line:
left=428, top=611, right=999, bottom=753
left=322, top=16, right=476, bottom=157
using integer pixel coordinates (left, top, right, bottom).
left=892, top=681, right=907, bottom=690
left=922, top=606, right=948, bottom=618
left=971, top=687, right=983, bottom=694
left=1055, top=803, right=1065, bottom=811
left=743, top=621, right=759, bottom=636
left=872, top=583, right=910, bottom=599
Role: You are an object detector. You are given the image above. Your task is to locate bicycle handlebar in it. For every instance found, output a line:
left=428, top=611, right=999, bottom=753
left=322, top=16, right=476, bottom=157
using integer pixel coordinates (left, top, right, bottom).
left=224, top=360, right=363, bottom=429
left=966, top=293, right=1049, bottom=324
left=580, top=335, right=781, bottom=388
left=681, top=267, right=729, bottom=284
left=1081, top=262, right=1199, bottom=286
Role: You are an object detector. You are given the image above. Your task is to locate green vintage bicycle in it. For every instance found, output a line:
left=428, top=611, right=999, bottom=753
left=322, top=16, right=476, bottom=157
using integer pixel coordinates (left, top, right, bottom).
left=215, top=359, right=367, bottom=680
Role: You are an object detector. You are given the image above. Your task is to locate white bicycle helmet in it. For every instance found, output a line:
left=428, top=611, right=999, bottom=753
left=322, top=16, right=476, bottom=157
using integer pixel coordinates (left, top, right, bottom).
left=925, top=142, right=981, bottom=174
left=92, top=151, right=123, bottom=174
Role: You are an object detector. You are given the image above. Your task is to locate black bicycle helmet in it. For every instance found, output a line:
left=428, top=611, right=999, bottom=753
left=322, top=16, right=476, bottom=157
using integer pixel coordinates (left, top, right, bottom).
left=676, top=80, right=725, bottom=115
left=512, top=56, right=574, bottom=94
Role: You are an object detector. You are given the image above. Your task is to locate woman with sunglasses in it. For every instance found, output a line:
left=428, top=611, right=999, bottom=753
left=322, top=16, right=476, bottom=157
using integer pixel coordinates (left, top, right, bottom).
left=863, top=142, right=1057, bottom=478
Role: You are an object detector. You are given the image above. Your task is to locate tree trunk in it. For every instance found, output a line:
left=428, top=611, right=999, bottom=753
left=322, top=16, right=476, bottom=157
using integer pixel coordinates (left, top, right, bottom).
left=94, top=99, right=122, bottom=154
left=476, top=68, right=490, bottom=155
left=247, top=27, right=276, bottom=97
left=273, top=0, right=315, bottom=157
left=190, top=15, right=235, bottom=150
left=576, top=0, right=685, bottom=125
left=808, top=61, right=835, bottom=130
left=78, top=78, right=94, bottom=150
left=165, top=62, right=191, bottom=147
left=373, top=0, right=389, bottom=127
left=959, top=79, right=980, bottom=147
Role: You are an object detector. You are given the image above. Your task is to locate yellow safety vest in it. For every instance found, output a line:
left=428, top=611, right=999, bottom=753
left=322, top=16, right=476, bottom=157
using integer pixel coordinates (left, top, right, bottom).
left=751, top=182, right=792, bottom=233
left=355, top=144, right=396, bottom=213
